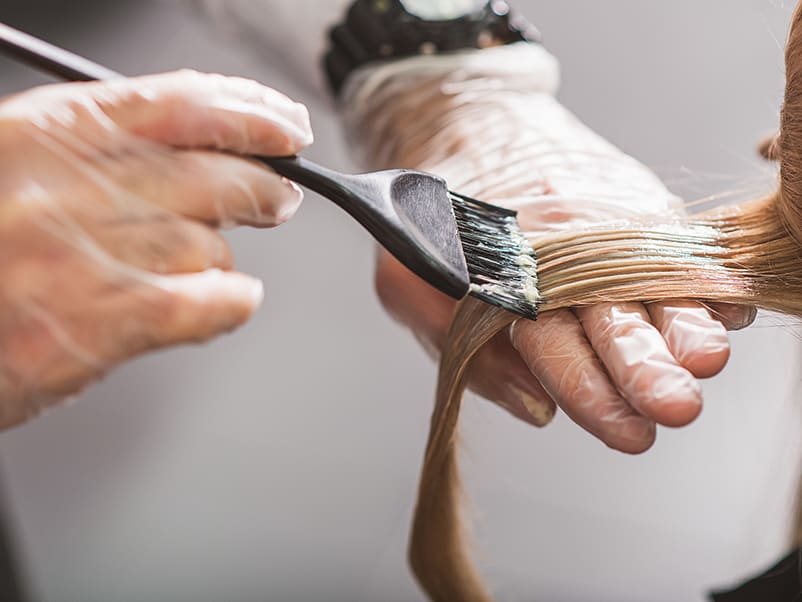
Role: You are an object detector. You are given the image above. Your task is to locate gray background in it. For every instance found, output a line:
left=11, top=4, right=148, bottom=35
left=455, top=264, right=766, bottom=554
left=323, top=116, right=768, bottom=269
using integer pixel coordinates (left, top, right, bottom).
left=0, top=1, right=800, bottom=601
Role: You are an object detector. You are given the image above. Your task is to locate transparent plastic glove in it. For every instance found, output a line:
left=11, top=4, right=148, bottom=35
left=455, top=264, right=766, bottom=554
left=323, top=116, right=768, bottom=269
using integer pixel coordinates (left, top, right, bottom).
left=348, top=44, right=756, bottom=453
left=0, top=70, right=313, bottom=428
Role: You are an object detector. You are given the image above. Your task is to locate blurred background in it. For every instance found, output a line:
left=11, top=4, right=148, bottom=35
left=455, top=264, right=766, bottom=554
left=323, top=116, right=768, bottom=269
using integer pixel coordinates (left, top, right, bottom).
left=0, top=1, right=799, bottom=601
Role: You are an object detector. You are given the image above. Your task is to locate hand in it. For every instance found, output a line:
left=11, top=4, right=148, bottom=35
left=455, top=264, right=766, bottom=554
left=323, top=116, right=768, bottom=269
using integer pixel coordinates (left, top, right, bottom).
left=374, top=97, right=756, bottom=453
left=0, top=70, right=313, bottom=428
left=344, top=41, right=755, bottom=453
left=377, top=254, right=755, bottom=454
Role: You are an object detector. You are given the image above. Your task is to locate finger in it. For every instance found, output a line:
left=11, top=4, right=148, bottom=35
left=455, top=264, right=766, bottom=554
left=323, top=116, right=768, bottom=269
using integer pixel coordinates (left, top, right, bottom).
left=646, top=300, right=731, bottom=379
left=93, top=70, right=314, bottom=155
left=112, top=269, right=264, bottom=359
left=468, top=328, right=557, bottom=427
left=113, top=150, right=304, bottom=228
left=577, top=303, right=703, bottom=428
left=2, top=169, right=236, bottom=275
left=704, top=302, right=757, bottom=332
left=511, top=310, right=657, bottom=454
left=0, top=270, right=263, bottom=412
left=88, top=214, right=234, bottom=274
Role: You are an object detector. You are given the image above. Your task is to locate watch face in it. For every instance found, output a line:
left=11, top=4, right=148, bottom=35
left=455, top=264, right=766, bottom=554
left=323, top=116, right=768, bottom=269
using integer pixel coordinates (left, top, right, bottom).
left=398, top=0, right=487, bottom=20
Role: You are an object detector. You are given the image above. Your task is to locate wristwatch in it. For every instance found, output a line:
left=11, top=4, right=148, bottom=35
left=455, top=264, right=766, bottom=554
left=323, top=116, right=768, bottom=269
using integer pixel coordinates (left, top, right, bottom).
left=324, top=0, right=541, bottom=95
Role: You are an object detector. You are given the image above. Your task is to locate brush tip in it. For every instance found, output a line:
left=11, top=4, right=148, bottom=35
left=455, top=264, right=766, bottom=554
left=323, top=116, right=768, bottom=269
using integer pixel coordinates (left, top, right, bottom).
left=450, top=192, right=540, bottom=320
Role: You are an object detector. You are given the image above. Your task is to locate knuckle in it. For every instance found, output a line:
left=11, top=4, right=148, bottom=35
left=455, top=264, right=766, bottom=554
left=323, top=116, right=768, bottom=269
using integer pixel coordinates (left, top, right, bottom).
left=604, top=313, right=643, bottom=340
left=97, top=80, right=151, bottom=117
left=534, top=314, right=580, bottom=356
left=109, top=70, right=210, bottom=125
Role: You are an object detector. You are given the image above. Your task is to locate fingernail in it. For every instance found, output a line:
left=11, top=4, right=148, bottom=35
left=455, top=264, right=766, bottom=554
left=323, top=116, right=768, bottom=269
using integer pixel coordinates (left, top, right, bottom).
left=730, top=306, right=758, bottom=331
left=282, top=177, right=303, bottom=200
left=514, top=387, right=554, bottom=426
left=273, top=178, right=303, bottom=225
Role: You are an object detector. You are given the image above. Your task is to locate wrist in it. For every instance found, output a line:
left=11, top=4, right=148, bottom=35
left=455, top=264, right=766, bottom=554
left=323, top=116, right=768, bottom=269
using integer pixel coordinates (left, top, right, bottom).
left=343, top=42, right=560, bottom=106
left=341, top=42, right=562, bottom=173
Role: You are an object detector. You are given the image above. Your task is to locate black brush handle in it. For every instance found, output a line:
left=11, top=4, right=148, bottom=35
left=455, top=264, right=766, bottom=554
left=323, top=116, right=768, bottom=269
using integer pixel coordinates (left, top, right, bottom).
left=0, top=22, right=118, bottom=81
left=260, top=155, right=387, bottom=217
left=259, top=156, right=471, bottom=300
left=260, top=156, right=362, bottom=203
left=259, top=155, right=399, bottom=244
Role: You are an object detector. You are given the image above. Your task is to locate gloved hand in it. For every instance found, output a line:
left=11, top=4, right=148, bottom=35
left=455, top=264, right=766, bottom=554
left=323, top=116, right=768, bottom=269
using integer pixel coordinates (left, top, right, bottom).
left=350, top=44, right=756, bottom=454
left=377, top=243, right=754, bottom=455
left=0, top=70, right=313, bottom=428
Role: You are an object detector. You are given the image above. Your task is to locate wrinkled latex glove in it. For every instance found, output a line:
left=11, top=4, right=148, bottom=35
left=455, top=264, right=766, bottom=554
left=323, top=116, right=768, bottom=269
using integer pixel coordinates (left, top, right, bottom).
left=0, top=70, right=313, bottom=428
left=358, top=45, right=756, bottom=453
left=377, top=247, right=754, bottom=454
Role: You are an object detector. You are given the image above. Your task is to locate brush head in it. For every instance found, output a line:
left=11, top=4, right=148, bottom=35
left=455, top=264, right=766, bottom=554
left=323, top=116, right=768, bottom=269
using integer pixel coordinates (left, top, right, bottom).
left=259, top=159, right=540, bottom=320
left=450, top=192, right=540, bottom=320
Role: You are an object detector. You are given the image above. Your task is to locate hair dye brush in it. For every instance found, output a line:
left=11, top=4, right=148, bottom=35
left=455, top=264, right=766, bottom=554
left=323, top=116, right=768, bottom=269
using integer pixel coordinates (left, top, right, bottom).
left=0, top=22, right=539, bottom=320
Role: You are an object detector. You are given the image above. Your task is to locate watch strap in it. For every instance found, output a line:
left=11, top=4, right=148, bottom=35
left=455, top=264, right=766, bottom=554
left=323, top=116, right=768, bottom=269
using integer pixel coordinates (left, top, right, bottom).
left=323, top=0, right=540, bottom=96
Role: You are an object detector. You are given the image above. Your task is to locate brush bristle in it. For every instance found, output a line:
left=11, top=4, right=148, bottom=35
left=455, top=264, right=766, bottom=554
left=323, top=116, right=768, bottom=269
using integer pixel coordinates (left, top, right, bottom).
left=450, top=192, right=540, bottom=320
